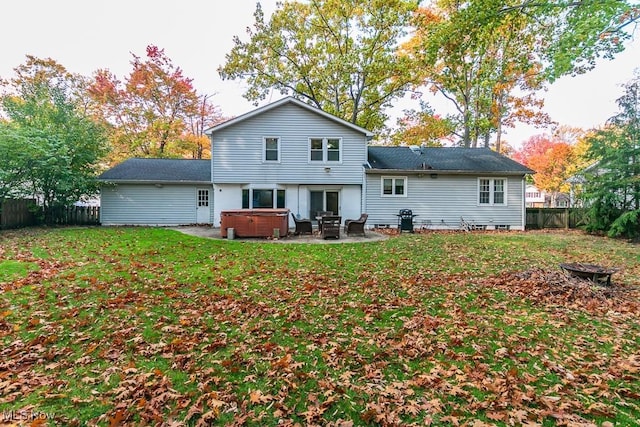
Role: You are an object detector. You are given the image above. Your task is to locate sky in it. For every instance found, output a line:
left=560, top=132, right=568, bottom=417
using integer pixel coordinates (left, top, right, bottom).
left=2, top=0, right=639, bottom=149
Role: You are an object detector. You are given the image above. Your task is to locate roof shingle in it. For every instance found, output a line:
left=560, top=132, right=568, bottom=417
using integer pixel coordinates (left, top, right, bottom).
left=367, top=146, right=533, bottom=174
left=97, top=158, right=211, bottom=182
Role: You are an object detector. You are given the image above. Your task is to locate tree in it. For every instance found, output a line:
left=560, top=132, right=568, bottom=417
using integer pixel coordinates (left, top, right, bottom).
left=403, top=2, right=551, bottom=150
left=89, top=45, right=223, bottom=163
left=387, top=101, right=455, bottom=146
left=582, top=71, right=640, bottom=238
left=218, top=0, right=420, bottom=132
left=403, top=0, right=638, bottom=150
left=0, top=56, right=107, bottom=222
left=513, top=134, right=576, bottom=206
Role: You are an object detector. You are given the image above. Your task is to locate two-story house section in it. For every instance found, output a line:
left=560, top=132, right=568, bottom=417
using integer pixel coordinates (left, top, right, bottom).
left=204, top=97, right=374, bottom=226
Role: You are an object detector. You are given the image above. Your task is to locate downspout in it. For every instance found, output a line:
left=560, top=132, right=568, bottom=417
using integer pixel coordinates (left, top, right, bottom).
left=362, top=167, right=367, bottom=216
left=522, top=177, right=526, bottom=230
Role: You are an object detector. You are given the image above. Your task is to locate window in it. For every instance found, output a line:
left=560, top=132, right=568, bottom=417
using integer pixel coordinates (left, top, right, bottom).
left=197, top=189, right=209, bottom=207
left=241, top=188, right=286, bottom=209
left=327, top=138, right=340, bottom=161
left=310, top=139, right=324, bottom=161
left=253, top=189, right=274, bottom=208
left=381, top=176, right=407, bottom=197
left=309, top=138, right=341, bottom=162
left=263, top=137, right=280, bottom=162
left=478, top=178, right=507, bottom=205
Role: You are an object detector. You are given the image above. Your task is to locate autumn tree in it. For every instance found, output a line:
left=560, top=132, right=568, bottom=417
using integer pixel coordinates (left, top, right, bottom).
left=581, top=72, right=640, bottom=238
left=403, top=3, right=551, bottom=150
left=403, top=0, right=638, bottom=150
left=387, top=101, right=455, bottom=146
left=218, top=0, right=420, bottom=132
left=513, top=134, right=576, bottom=207
left=0, top=56, right=107, bottom=221
left=89, top=45, right=222, bottom=163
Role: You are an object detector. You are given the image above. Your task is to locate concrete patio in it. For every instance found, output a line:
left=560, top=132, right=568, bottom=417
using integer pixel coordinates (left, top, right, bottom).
left=170, top=225, right=389, bottom=244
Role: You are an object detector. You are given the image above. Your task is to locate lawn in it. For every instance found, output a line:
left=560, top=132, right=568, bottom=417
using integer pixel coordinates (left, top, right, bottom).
left=0, top=227, right=638, bottom=426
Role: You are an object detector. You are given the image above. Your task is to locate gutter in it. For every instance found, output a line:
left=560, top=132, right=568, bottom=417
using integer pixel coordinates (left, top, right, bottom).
left=97, top=180, right=213, bottom=185
left=364, top=169, right=530, bottom=176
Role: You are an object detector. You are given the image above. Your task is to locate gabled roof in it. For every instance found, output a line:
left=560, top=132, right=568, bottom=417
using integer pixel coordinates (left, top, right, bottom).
left=97, top=158, right=211, bottom=183
left=204, top=96, right=374, bottom=138
left=367, top=146, right=534, bottom=174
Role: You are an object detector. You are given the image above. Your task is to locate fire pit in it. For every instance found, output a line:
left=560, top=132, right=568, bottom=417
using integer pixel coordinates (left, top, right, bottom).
left=559, top=263, right=620, bottom=286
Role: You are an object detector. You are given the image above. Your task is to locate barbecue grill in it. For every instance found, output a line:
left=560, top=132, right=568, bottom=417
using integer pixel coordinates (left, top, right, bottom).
left=397, top=209, right=417, bottom=233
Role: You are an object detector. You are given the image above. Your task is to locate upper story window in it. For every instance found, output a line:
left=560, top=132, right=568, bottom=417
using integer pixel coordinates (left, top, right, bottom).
left=263, top=137, right=280, bottom=162
left=381, top=176, right=407, bottom=197
left=309, top=138, right=341, bottom=163
left=478, top=178, right=506, bottom=205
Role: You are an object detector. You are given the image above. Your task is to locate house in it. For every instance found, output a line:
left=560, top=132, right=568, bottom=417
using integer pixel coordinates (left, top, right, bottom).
left=99, top=158, right=211, bottom=225
left=205, top=97, right=373, bottom=227
left=525, top=184, right=571, bottom=208
left=98, top=97, right=533, bottom=230
left=525, top=184, right=546, bottom=208
left=365, top=146, right=533, bottom=230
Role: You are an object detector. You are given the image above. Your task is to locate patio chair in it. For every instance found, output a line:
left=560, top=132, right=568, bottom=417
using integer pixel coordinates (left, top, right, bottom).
left=345, top=213, right=368, bottom=236
left=321, top=216, right=341, bottom=239
left=291, top=212, right=313, bottom=235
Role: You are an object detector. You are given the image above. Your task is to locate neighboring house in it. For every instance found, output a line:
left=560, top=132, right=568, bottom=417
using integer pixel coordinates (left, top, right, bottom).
left=98, top=97, right=533, bottom=230
left=525, top=184, right=546, bottom=208
left=99, top=159, right=211, bottom=225
left=525, top=184, right=571, bottom=208
left=366, top=146, right=533, bottom=230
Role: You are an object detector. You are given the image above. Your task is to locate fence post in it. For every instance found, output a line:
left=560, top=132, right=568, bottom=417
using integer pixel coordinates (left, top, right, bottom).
left=537, top=209, right=544, bottom=229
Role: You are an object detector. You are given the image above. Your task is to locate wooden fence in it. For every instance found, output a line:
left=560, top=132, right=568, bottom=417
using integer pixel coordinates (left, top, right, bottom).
left=49, top=206, right=100, bottom=225
left=526, top=208, right=589, bottom=229
left=0, top=200, right=100, bottom=229
left=0, top=199, right=39, bottom=229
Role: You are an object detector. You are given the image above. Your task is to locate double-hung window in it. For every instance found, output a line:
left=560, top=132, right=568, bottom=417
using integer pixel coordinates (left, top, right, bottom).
left=263, top=137, right=280, bottom=162
left=478, top=178, right=506, bottom=205
left=309, top=138, right=341, bottom=162
left=381, top=176, right=407, bottom=197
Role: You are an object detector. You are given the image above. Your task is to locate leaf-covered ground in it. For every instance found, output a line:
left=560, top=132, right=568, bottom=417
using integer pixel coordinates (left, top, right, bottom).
left=0, top=227, right=638, bottom=426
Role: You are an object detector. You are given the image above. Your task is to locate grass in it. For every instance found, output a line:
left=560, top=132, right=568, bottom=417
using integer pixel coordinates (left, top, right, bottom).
left=0, top=226, right=639, bottom=426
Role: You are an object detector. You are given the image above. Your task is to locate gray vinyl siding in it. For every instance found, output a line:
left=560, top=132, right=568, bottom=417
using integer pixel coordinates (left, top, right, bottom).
left=365, top=174, right=525, bottom=229
left=211, top=103, right=368, bottom=185
left=100, top=184, right=204, bottom=225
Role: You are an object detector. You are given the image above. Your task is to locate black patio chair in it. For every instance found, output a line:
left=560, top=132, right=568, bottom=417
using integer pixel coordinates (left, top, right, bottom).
left=291, top=212, right=313, bottom=235
left=345, top=213, right=368, bottom=236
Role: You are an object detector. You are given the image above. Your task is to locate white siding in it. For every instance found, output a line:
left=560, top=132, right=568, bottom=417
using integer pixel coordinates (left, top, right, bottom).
left=212, top=183, right=362, bottom=227
left=100, top=184, right=211, bottom=225
left=211, top=103, right=368, bottom=185
left=365, top=174, right=526, bottom=230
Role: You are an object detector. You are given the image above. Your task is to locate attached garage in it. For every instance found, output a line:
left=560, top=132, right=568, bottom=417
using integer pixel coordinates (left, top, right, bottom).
left=98, top=158, right=212, bottom=226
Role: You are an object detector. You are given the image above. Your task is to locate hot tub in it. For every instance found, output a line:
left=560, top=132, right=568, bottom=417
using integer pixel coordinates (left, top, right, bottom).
left=220, top=209, right=290, bottom=238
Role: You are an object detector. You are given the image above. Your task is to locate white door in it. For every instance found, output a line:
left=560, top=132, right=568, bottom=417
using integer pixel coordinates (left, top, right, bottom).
left=196, top=188, right=210, bottom=224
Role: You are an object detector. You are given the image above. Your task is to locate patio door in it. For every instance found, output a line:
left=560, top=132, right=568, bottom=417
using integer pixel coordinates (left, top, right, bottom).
left=196, top=188, right=210, bottom=224
left=309, top=190, right=339, bottom=219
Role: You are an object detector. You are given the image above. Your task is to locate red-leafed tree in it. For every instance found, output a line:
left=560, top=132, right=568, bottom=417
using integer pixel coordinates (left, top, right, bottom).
left=88, top=45, right=223, bottom=163
left=513, top=134, right=576, bottom=206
